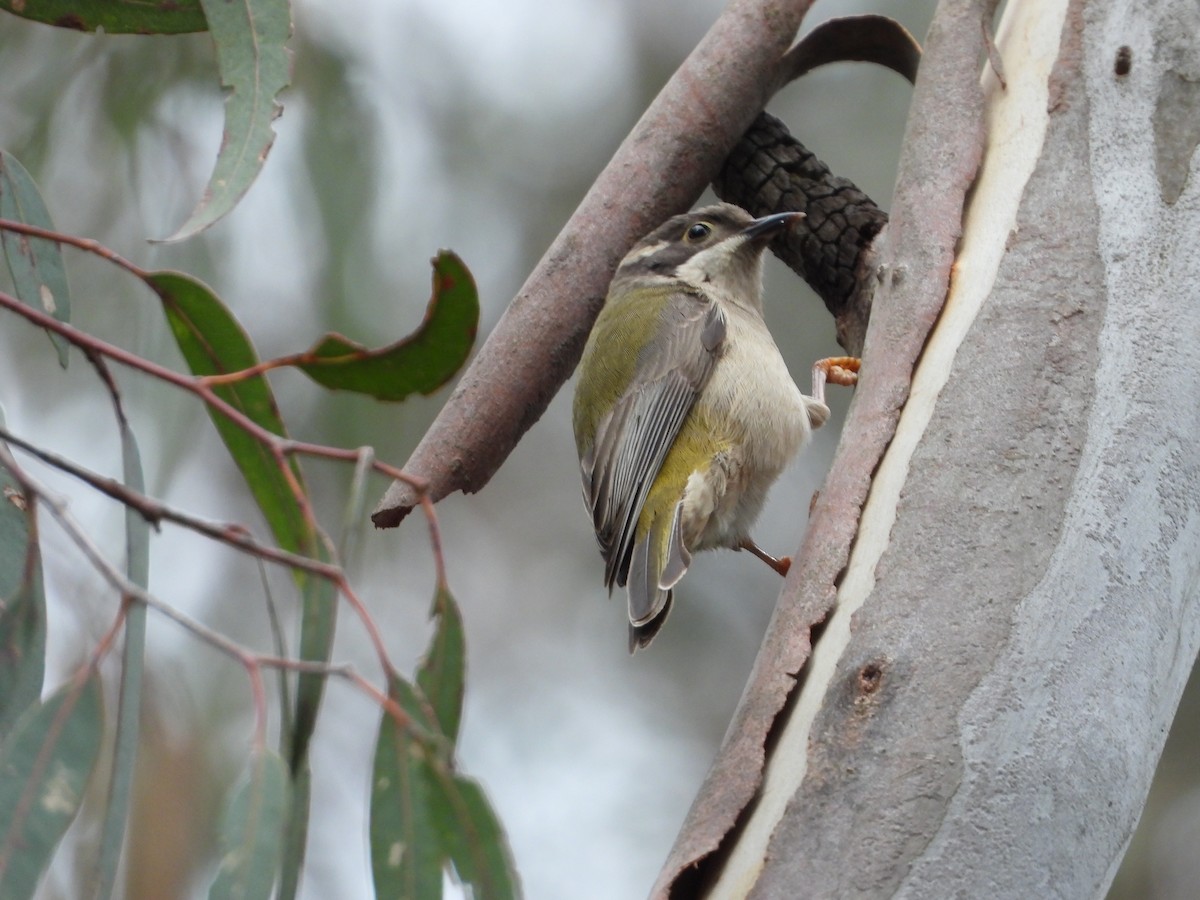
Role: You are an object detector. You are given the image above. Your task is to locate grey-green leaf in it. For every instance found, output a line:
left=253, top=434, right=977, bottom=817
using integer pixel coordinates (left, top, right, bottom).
left=416, top=586, right=465, bottom=744
left=161, top=0, right=292, bottom=241
left=0, top=151, right=71, bottom=367
left=87, top=406, right=150, bottom=899
left=0, top=431, right=45, bottom=738
left=209, top=749, right=291, bottom=900
left=0, top=673, right=104, bottom=899
left=371, top=690, right=445, bottom=900
left=434, top=774, right=519, bottom=900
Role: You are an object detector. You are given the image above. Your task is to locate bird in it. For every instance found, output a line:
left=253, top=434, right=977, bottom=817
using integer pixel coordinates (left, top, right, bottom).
left=572, top=202, right=859, bottom=650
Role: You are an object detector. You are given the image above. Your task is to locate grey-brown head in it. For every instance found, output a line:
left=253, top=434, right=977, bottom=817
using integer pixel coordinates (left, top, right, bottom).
left=613, top=203, right=803, bottom=312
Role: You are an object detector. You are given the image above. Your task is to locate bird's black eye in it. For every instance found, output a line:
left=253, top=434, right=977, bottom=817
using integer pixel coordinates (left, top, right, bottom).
left=685, top=222, right=712, bottom=242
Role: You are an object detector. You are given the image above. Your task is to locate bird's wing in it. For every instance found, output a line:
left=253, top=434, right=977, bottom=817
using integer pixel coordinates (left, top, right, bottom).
left=580, top=291, right=727, bottom=591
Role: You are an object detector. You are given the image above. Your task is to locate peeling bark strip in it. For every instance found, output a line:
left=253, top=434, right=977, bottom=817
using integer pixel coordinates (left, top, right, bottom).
left=651, top=0, right=992, bottom=894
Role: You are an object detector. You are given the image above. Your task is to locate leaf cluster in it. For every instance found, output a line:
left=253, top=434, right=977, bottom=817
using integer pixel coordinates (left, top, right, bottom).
left=0, top=3, right=521, bottom=894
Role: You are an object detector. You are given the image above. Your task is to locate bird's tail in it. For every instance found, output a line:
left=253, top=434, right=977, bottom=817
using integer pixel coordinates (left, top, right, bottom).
left=625, top=500, right=690, bottom=652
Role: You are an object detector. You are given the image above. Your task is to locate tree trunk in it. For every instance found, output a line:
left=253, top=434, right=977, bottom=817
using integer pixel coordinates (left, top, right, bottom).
left=656, top=0, right=1200, bottom=895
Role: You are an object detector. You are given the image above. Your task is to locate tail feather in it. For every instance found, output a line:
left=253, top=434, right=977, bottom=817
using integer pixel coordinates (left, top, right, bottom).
left=627, top=533, right=669, bottom=627
left=626, top=500, right=692, bottom=651
left=628, top=593, right=673, bottom=653
left=659, top=500, right=691, bottom=589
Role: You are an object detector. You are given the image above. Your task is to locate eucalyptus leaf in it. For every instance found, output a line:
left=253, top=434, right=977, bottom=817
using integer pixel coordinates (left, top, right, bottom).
left=0, top=151, right=71, bottom=367
left=0, top=673, right=104, bottom=899
left=162, top=0, right=292, bottom=240
left=298, top=252, right=479, bottom=401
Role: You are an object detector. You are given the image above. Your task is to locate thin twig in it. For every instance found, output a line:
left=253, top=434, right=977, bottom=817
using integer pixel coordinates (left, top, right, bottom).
left=0, top=218, right=146, bottom=278
left=1, top=424, right=422, bottom=700
left=0, top=260, right=427, bottom=497
left=420, top=495, right=449, bottom=591
left=199, top=355, right=302, bottom=386
left=18, top=457, right=415, bottom=730
left=0, top=426, right=342, bottom=580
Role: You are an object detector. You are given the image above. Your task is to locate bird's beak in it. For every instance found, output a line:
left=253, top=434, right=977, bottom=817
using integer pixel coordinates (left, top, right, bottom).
left=740, top=210, right=805, bottom=243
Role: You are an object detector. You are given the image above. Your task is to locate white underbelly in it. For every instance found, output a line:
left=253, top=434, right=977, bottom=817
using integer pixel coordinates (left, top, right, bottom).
left=706, top=311, right=810, bottom=471
left=684, top=309, right=815, bottom=550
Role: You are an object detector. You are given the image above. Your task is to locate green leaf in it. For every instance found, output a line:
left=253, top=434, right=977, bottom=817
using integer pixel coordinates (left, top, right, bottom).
left=370, top=678, right=446, bottom=900
left=0, top=433, right=45, bottom=738
left=416, top=586, right=465, bottom=744
left=88, top=406, right=150, bottom=899
left=371, top=580, right=517, bottom=898
left=371, top=675, right=519, bottom=900
left=276, top=567, right=331, bottom=900
left=209, top=749, right=290, bottom=900
left=0, top=672, right=104, bottom=898
left=297, top=252, right=479, bottom=401
left=148, top=270, right=311, bottom=556
left=0, top=0, right=207, bottom=33
left=162, top=0, right=292, bottom=240
left=0, top=151, right=71, bottom=368
left=289, top=548, right=337, bottom=768
left=434, top=774, right=519, bottom=900
left=275, top=764, right=309, bottom=900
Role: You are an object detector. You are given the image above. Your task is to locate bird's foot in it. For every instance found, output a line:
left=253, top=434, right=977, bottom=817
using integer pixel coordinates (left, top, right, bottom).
left=811, top=356, right=861, bottom=405
left=739, top=539, right=792, bottom=577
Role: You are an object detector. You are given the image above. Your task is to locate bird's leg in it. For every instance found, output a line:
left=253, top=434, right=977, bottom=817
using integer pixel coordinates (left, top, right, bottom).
left=810, top=356, right=861, bottom=406
left=739, top=538, right=792, bottom=577
left=741, top=359, right=859, bottom=579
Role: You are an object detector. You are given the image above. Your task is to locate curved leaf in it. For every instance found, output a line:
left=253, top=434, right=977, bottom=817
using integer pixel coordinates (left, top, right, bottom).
left=0, top=672, right=104, bottom=899
left=781, top=15, right=922, bottom=86
left=298, top=252, right=479, bottom=400
left=0, top=151, right=71, bottom=368
left=0, top=0, right=207, bottom=33
left=161, top=0, right=292, bottom=240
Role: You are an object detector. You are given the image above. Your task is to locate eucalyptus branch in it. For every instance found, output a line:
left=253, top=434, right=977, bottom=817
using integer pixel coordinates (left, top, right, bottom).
left=0, top=441, right=416, bottom=733
left=0, top=217, right=146, bottom=278
left=0, top=270, right=450, bottom=690
left=0, top=425, right=341, bottom=580
left=0, top=422, right=410, bottom=691
left=0, top=282, right=430, bottom=497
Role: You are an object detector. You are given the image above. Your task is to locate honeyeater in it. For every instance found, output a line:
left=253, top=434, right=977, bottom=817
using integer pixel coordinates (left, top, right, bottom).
left=572, top=202, right=859, bottom=650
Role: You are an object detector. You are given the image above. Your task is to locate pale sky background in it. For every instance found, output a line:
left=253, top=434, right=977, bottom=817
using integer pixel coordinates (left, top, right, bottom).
left=0, top=1, right=1195, bottom=898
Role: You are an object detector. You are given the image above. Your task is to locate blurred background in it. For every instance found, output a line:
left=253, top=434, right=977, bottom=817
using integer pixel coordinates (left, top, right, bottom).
left=0, top=0, right=1194, bottom=897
